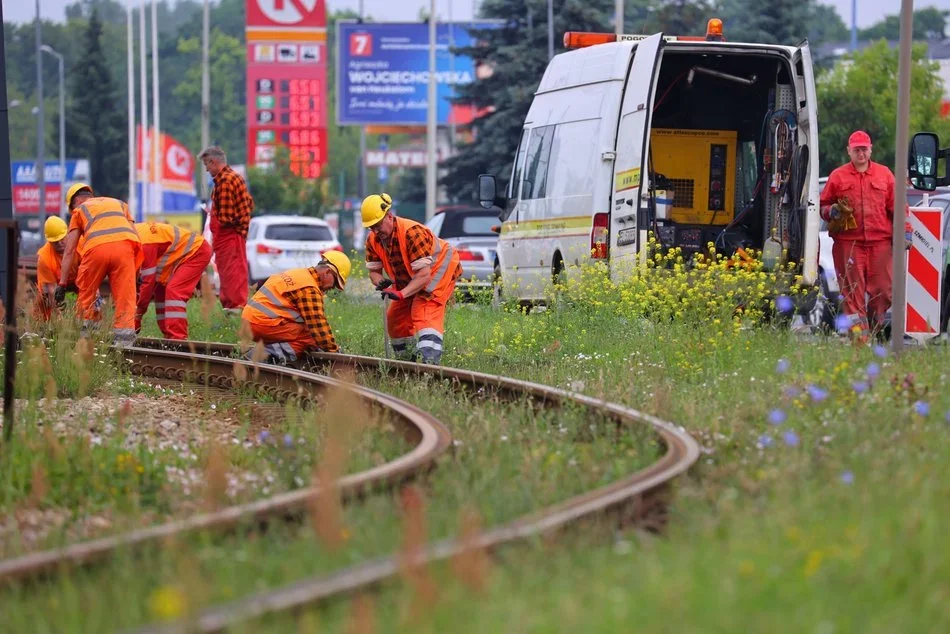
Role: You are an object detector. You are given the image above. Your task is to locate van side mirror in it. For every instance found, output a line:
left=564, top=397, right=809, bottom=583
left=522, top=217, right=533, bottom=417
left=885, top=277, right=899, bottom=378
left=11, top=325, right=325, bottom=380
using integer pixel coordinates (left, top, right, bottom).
left=908, top=132, right=939, bottom=191
left=477, top=174, right=497, bottom=209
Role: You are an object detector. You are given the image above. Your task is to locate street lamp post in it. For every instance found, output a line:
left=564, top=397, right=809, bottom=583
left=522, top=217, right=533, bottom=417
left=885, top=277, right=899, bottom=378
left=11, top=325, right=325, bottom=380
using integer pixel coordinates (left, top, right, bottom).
left=40, top=44, right=65, bottom=218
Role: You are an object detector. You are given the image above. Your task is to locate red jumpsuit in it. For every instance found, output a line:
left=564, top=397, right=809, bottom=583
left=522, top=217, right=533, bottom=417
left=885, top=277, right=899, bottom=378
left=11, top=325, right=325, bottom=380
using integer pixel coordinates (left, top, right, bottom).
left=820, top=161, right=909, bottom=337
left=135, top=222, right=212, bottom=339
left=209, top=166, right=253, bottom=310
left=365, top=217, right=461, bottom=364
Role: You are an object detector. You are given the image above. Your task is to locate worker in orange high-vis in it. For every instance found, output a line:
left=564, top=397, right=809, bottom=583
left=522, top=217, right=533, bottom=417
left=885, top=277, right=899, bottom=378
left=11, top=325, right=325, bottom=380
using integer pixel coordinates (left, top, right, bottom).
left=135, top=221, right=213, bottom=339
left=33, top=216, right=81, bottom=322
left=58, top=183, right=143, bottom=346
left=242, top=251, right=350, bottom=364
left=362, top=193, right=461, bottom=364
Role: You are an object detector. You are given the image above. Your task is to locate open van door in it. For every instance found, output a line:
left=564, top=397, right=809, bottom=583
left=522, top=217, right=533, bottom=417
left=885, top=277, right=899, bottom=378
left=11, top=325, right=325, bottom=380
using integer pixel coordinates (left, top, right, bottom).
left=793, top=41, right=820, bottom=286
left=608, top=32, right=664, bottom=282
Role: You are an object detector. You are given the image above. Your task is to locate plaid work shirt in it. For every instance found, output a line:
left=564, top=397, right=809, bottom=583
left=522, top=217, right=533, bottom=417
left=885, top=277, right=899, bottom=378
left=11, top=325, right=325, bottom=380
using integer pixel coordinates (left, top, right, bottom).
left=211, top=166, right=254, bottom=237
left=366, top=223, right=435, bottom=290
left=283, top=268, right=339, bottom=352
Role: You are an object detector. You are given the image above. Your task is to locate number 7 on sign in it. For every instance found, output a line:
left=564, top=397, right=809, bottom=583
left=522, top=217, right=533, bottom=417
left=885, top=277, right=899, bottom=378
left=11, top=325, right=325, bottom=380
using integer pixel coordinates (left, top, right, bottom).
left=350, top=33, right=372, bottom=56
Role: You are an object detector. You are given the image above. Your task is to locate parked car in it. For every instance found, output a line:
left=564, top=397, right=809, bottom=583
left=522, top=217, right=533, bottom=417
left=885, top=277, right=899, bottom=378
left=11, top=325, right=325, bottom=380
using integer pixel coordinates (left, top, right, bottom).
left=246, top=215, right=342, bottom=285
left=425, top=206, right=499, bottom=289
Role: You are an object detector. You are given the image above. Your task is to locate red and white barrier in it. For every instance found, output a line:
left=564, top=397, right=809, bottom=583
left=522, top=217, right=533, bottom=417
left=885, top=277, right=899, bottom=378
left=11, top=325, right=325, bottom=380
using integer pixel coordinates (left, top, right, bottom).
left=905, top=206, right=946, bottom=342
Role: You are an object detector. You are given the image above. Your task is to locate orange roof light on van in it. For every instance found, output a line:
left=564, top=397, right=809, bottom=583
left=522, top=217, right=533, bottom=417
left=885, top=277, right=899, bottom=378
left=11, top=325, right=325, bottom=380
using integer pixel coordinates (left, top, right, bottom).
left=706, top=18, right=724, bottom=41
left=563, top=32, right=617, bottom=49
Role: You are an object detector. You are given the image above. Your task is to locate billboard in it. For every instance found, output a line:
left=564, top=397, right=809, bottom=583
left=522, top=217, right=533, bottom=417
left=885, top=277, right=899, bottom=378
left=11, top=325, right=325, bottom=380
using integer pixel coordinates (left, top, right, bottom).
left=11, top=159, right=90, bottom=214
left=246, top=0, right=328, bottom=178
left=136, top=126, right=199, bottom=217
left=336, top=21, right=500, bottom=126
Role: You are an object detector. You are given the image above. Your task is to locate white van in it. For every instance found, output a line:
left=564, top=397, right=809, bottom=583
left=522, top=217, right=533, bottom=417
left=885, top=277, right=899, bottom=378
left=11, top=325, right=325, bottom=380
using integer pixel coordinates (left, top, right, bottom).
left=478, top=22, right=821, bottom=304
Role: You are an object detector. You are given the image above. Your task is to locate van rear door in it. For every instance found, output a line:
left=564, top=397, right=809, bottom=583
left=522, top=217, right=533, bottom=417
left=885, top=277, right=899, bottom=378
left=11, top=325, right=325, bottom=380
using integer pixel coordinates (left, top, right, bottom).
left=608, top=33, right=664, bottom=281
left=793, top=42, right=820, bottom=285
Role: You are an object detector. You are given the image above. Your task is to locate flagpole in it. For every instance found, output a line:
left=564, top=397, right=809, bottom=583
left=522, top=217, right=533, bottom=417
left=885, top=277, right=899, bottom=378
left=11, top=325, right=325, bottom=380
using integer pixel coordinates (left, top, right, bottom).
left=126, top=0, right=136, bottom=214
left=138, top=0, right=149, bottom=220
left=151, top=0, right=161, bottom=215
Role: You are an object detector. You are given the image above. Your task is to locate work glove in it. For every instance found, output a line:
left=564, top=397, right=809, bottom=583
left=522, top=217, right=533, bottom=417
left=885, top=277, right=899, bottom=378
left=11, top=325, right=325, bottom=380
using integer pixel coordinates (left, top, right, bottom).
left=53, top=284, right=67, bottom=310
left=828, top=198, right=857, bottom=234
left=381, top=288, right=404, bottom=301
left=375, top=279, right=393, bottom=291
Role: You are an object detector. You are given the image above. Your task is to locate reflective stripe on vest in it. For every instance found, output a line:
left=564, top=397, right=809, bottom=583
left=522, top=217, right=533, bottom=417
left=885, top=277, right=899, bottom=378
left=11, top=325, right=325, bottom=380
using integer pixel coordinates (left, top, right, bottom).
left=369, top=217, right=456, bottom=295
left=156, top=226, right=182, bottom=278
left=77, top=200, right=139, bottom=252
left=136, top=222, right=204, bottom=284
left=244, top=269, right=318, bottom=326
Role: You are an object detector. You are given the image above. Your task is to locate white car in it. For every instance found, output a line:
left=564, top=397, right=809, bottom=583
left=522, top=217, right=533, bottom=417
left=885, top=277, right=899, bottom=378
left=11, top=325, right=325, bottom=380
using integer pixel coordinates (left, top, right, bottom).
left=245, top=215, right=343, bottom=285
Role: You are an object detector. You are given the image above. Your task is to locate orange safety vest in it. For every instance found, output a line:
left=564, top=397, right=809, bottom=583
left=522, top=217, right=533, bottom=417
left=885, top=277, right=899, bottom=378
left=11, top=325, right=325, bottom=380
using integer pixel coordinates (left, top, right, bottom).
left=365, top=217, right=459, bottom=298
left=72, top=197, right=140, bottom=250
left=243, top=268, right=317, bottom=326
left=135, top=222, right=205, bottom=285
left=36, top=240, right=82, bottom=288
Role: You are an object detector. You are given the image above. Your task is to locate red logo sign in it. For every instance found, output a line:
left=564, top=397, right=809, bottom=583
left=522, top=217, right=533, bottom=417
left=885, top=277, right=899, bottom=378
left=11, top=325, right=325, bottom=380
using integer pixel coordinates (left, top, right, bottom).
left=349, top=32, right=372, bottom=56
left=246, top=0, right=326, bottom=29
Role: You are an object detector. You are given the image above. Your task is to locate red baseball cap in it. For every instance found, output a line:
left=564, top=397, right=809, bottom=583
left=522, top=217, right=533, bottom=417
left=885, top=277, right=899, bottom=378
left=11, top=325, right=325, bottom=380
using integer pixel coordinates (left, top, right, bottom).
left=848, top=130, right=872, bottom=148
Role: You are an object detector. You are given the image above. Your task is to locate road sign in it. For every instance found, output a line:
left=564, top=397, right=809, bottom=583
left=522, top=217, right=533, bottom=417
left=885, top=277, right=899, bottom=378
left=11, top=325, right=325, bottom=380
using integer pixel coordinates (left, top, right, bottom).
left=905, top=206, right=945, bottom=342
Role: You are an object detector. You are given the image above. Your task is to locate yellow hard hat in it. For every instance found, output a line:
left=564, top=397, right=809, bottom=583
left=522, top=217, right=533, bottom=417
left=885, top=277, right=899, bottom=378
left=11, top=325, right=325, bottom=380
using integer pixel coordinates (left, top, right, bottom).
left=45, top=216, right=69, bottom=243
left=65, top=182, right=93, bottom=207
left=320, top=250, right=351, bottom=290
left=361, top=193, right=393, bottom=228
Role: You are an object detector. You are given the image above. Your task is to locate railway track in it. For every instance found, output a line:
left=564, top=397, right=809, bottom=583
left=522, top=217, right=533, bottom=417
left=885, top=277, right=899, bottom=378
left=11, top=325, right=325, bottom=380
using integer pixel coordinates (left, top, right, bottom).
left=2, top=339, right=700, bottom=632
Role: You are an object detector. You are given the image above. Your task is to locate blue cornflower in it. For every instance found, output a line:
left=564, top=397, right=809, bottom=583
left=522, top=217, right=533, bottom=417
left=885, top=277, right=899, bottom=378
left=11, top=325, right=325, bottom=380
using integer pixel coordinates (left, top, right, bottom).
left=776, top=358, right=791, bottom=374
left=834, top=314, right=851, bottom=333
left=283, top=434, right=294, bottom=447
left=775, top=295, right=794, bottom=314
left=258, top=430, right=271, bottom=443
left=840, top=471, right=855, bottom=485
left=768, top=409, right=787, bottom=425
left=914, top=401, right=930, bottom=417
left=866, top=363, right=881, bottom=380
left=851, top=380, right=869, bottom=394
left=806, top=385, right=829, bottom=402
left=783, top=430, right=800, bottom=447
left=873, top=345, right=888, bottom=358
left=758, top=434, right=774, bottom=448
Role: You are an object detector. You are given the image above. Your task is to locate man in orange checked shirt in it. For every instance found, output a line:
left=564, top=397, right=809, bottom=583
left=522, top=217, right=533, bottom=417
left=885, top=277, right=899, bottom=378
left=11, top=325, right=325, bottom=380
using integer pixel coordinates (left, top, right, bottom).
left=241, top=251, right=351, bottom=364
left=135, top=221, right=213, bottom=339
left=58, top=183, right=142, bottom=346
left=199, top=146, right=253, bottom=313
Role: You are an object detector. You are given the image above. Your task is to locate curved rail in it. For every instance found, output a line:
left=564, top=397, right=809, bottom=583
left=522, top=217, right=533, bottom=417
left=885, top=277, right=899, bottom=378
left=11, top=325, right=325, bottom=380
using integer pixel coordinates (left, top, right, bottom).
left=125, top=339, right=701, bottom=634
left=0, top=346, right=453, bottom=583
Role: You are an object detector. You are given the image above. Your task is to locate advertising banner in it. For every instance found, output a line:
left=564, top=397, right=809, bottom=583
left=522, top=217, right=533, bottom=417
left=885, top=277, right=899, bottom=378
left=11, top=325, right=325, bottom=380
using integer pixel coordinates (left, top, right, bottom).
left=11, top=159, right=90, bottom=214
left=336, top=21, right=500, bottom=126
left=246, top=0, right=328, bottom=178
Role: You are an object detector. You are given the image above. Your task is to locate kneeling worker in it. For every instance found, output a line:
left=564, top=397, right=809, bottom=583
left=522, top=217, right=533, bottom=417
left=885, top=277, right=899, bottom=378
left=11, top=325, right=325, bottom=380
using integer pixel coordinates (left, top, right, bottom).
left=58, top=183, right=142, bottom=345
left=241, top=251, right=350, bottom=363
left=33, top=216, right=80, bottom=322
left=361, top=193, right=461, bottom=364
left=135, top=221, right=213, bottom=339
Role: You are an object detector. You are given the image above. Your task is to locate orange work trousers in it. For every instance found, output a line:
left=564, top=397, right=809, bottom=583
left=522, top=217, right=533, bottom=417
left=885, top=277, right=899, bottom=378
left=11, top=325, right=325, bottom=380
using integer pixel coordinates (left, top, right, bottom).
left=76, top=240, right=138, bottom=340
left=244, top=319, right=316, bottom=356
left=387, top=295, right=450, bottom=364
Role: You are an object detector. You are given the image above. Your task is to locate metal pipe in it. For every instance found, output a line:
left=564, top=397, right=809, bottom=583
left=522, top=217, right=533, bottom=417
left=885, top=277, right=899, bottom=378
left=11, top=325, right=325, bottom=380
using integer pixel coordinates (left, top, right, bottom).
left=200, top=0, right=210, bottom=203
left=890, top=0, right=914, bottom=354
left=688, top=65, right=757, bottom=86
left=2, top=222, right=17, bottom=441
left=127, top=0, right=137, bottom=214
left=151, top=0, right=161, bottom=215
left=425, top=0, right=437, bottom=221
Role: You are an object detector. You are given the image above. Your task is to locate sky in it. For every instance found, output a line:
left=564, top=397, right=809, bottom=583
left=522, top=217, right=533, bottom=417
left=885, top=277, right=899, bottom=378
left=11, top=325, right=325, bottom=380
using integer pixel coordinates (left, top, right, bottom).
left=0, top=0, right=933, bottom=31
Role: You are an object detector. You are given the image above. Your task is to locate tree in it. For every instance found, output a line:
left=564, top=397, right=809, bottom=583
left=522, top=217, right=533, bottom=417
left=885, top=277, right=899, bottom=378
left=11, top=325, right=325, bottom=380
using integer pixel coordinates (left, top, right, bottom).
left=65, top=9, right=128, bottom=197
left=807, top=4, right=848, bottom=45
left=721, top=0, right=814, bottom=45
left=439, top=0, right=616, bottom=204
left=247, top=145, right=330, bottom=215
left=816, top=40, right=950, bottom=176
left=644, top=0, right=714, bottom=36
left=859, top=7, right=949, bottom=41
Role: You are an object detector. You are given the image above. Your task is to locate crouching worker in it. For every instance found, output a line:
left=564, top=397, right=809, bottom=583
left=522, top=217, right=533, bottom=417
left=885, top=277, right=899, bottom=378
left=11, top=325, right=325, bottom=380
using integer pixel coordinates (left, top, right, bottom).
left=33, top=216, right=80, bottom=322
left=361, top=193, right=461, bottom=364
left=241, top=251, right=350, bottom=364
left=135, top=222, right=213, bottom=339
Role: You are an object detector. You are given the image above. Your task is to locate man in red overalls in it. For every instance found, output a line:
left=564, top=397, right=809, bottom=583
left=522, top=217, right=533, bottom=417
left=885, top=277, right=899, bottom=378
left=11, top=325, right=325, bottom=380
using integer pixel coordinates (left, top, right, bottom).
left=199, top=146, right=253, bottom=314
left=820, top=130, right=911, bottom=342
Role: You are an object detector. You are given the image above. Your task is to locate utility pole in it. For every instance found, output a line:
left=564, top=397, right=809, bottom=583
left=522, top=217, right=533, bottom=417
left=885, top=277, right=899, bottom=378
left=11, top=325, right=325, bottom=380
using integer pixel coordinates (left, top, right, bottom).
left=39, top=45, right=64, bottom=218
left=139, top=0, right=149, bottom=217
left=425, top=0, right=437, bottom=221
left=547, top=0, right=554, bottom=60
left=615, top=0, right=623, bottom=35
left=850, top=0, right=857, bottom=52
left=151, top=0, right=161, bottom=214
left=200, top=0, right=210, bottom=203
left=35, top=0, right=46, bottom=227
left=357, top=0, right=366, bottom=199
left=127, top=0, right=137, bottom=214
left=890, top=0, right=914, bottom=354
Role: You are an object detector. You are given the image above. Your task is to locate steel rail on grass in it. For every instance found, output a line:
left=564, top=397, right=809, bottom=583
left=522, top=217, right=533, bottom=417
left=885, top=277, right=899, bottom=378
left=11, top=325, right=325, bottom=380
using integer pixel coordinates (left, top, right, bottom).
left=0, top=346, right=453, bottom=583
left=124, top=339, right=701, bottom=634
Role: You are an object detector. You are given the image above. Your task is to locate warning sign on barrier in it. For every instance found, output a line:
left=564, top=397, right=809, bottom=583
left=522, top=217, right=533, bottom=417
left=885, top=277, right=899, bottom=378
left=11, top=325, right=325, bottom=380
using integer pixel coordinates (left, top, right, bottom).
left=905, top=206, right=945, bottom=341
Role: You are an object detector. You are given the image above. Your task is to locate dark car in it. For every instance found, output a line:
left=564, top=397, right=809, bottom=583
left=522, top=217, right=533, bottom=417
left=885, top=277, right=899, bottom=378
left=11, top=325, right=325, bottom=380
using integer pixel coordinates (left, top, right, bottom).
left=426, top=206, right=499, bottom=288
